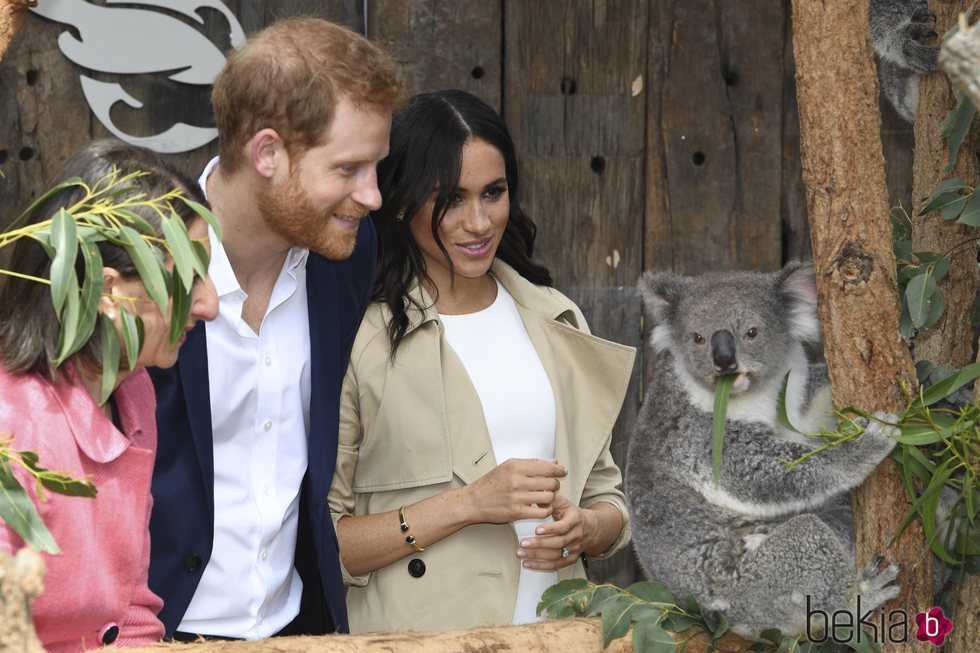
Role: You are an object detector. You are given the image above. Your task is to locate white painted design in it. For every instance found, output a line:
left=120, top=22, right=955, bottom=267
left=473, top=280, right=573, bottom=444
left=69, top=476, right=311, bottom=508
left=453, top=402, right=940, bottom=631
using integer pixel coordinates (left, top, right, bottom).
left=31, top=0, right=245, bottom=153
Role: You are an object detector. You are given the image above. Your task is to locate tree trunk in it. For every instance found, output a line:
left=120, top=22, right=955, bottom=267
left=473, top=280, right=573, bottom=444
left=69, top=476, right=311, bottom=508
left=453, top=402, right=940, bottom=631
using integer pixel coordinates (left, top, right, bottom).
left=66, top=618, right=751, bottom=653
left=932, top=6, right=980, bottom=653
left=0, top=0, right=34, bottom=61
left=790, top=2, right=929, bottom=652
left=912, top=5, right=980, bottom=368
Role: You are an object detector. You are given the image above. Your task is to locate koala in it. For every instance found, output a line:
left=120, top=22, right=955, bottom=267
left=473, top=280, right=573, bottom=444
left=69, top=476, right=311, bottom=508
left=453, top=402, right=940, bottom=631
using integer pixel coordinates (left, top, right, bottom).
left=870, top=0, right=940, bottom=122
left=625, top=262, right=899, bottom=639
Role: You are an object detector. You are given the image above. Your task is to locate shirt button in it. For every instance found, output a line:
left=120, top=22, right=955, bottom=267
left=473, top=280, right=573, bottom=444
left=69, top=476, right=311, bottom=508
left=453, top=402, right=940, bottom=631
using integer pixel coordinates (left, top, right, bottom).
left=408, top=558, right=426, bottom=578
left=260, top=550, right=269, bottom=561
left=264, top=356, right=272, bottom=366
left=263, top=420, right=272, bottom=431
left=184, top=554, right=203, bottom=572
left=99, top=623, right=119, bottom=645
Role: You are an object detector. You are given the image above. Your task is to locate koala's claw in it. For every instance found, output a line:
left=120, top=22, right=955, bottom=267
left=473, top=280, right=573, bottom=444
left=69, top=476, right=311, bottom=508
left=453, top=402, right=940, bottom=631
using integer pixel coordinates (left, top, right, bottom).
left=856, top=562, right=901, bottom=612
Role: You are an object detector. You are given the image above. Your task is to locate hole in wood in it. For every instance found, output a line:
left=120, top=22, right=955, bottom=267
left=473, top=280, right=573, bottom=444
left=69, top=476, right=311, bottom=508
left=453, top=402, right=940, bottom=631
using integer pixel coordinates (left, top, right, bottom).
left=26, top=70, right=39, bottom=86
left=590, top=156, right=605, bottom=174
left=471, top=66, right=485, bottom=80
left=560, top=77, right=576, bottom=95
left=692, top=151, right=706, bottom=166
left=19, top=147, right=34, bottom=161
left=0, top=150, right=8, bottom=164
left=724, top=71, right=739, bottom=86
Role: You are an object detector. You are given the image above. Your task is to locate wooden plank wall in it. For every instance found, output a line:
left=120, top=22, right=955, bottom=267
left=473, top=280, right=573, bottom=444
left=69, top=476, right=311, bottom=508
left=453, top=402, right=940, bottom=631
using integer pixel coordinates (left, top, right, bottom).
left=0, top=0, right=915, bottom=588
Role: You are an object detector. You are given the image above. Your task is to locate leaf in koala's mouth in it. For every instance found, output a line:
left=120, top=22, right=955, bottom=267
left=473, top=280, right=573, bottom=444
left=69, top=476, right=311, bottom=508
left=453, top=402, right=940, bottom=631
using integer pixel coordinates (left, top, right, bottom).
left=712, top=374, right=738, bottom=485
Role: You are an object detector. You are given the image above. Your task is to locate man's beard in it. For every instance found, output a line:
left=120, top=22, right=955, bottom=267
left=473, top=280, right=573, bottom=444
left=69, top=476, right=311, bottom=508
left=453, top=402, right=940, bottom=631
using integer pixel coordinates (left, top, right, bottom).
left=256, top=170, right=362, bottom=260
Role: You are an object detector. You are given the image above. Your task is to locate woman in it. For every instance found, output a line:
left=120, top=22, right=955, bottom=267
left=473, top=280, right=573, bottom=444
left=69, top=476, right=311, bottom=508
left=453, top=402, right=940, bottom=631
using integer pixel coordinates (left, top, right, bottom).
left=328, top=90, right=636, bottom=632
left=0, top=140, right=217, bottom=651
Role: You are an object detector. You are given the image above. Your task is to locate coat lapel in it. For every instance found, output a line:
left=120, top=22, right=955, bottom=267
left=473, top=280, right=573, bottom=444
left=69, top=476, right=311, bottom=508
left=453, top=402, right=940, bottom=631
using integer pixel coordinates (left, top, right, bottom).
left=178, top=321, right=215, bottom=516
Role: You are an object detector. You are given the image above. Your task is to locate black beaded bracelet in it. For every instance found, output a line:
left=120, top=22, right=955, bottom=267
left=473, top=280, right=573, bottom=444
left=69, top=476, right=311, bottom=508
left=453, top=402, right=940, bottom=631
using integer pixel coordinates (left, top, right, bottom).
left=398, top=505, right=425, bottom=553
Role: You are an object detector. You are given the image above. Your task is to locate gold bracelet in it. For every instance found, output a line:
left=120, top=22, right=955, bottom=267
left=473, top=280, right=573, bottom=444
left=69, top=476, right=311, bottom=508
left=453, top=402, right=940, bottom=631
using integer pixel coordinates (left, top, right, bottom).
left=398, top=505, right=425, bottom=553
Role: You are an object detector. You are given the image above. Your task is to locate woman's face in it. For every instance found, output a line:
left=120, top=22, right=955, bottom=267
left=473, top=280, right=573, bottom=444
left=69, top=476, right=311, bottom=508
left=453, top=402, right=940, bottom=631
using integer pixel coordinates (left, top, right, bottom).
left=111, top=218, right=217, bottom=370
left=408, top=137, right=510, bottom=289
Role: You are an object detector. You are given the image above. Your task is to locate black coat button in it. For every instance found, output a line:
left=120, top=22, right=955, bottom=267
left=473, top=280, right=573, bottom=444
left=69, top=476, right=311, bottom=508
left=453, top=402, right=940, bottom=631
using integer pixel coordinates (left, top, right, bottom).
left=407, top=558, right=425, bottom=578
left=101, top=624, right=119, bottom=645
left=185, top=554, right=203, bottom=572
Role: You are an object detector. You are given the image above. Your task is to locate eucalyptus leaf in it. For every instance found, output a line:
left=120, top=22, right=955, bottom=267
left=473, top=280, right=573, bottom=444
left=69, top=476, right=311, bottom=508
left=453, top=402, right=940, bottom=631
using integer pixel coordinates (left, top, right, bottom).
left=776, top=371, right=803, bottom=433
left=184, top=199, right=222, bottom=240
left=536, top=578, right=593, bottom=619
left=898, top=300, right=914, bottom=340
left=627, top=580, right=675, bottom=605
left=115, top=208, right=156, bottom=235
left=49, top=208, right=77, bottom=316
left=956, top=189, right=980, bottom=228
left=170, top=272, right=194, bottom=348
left=39, top=471, right=97, bottom=498
left=942, top=195, right=969, bottom=220
left=587, top=585, right=621, bottom=613
left=912, top=362, right=980, bottom=408
left=931, top=176, right=968, bottom=194
left=598, top=594, right=638, bottom=647
left=712, top=374, right=737, bottom=484
left=98, top=312, right=120, bottom=405
left=922, top=286, right=946, bottom=331
left=119, top=309, right=142, bottom=371
left=4, top=177, right=84, bottom=233
left=632, top=618, right=675, bottom=653
left=52, top=271, right=81, bottom=366
left=892, top=240, right=913, bottom=263
left=940, top=88, right=977, bottom=173
left=117, top=224, right=168, bottom=313
left=160, top=210, right=195, bottom=289
left=918, top=191, right=965, bottom=216
left=68, top=237, right=103, bottom=359
left=905, top=273, right=937, bottom=329
left=190, top=239, right=210, bottom=280
left=0, top=458, right=60, bottom=554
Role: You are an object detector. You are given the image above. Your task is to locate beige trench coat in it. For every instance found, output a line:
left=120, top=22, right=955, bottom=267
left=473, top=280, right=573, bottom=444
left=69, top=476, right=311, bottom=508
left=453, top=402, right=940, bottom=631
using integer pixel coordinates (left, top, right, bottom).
left=327, top=260, right=636, bottom=633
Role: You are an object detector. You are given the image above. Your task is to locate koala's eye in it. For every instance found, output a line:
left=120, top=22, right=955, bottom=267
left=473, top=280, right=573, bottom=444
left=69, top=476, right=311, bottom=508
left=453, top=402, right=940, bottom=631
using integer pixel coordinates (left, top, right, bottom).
left=746, top=327, right=758, bottom=339
left=692, top=333, right=705, bottom=345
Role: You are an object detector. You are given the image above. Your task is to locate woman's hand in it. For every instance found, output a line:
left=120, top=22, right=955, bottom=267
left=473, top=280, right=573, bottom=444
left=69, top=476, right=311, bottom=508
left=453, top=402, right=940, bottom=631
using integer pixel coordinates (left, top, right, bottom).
left=464, top=458, right=567, bottom=524
left=516, top=495, right=599, bottom=569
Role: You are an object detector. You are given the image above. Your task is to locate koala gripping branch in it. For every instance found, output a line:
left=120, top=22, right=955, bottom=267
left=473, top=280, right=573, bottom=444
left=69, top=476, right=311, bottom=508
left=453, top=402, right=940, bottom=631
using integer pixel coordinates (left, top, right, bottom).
left=790, top=2, right=931, bottom=652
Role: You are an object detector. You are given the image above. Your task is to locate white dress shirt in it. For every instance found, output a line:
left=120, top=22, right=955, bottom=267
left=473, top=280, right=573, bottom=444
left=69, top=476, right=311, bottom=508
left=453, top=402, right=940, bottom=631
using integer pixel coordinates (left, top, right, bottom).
left=178, top=159, right=311, bottom=638
left=440, top=278, right=558, bottom=625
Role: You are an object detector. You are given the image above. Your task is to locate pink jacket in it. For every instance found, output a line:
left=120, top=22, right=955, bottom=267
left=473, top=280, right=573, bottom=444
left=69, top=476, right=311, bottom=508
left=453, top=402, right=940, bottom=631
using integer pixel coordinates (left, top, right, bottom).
left=0, top=365, right=164, bottom=651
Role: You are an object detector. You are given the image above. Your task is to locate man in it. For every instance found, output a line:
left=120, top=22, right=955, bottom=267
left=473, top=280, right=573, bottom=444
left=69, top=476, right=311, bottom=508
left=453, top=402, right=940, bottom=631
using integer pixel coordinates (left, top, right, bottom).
left=148, top=18, right=405, bottom=639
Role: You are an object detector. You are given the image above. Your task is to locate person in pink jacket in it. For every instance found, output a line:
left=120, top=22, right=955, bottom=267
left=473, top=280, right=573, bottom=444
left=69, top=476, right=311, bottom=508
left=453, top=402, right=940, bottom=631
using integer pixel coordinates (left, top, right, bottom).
left=0, top=140, right=218, bottom=652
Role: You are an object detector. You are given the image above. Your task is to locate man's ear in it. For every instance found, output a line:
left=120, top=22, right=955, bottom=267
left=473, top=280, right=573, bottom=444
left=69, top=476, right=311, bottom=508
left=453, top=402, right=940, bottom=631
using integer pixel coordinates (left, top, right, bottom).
left=250, top=128, right=287, bottom=179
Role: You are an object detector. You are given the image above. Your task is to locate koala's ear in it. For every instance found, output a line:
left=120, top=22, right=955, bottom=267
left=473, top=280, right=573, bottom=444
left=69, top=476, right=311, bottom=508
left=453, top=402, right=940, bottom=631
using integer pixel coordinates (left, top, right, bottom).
left=638, top=270, right=683, bottom=325
left=776, top=261, right=821, bottom=343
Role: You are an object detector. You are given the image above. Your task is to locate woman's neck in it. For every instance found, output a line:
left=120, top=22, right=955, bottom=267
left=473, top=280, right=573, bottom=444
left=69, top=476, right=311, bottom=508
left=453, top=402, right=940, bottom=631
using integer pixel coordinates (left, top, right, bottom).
left=426, top=271, right=498, bottom=315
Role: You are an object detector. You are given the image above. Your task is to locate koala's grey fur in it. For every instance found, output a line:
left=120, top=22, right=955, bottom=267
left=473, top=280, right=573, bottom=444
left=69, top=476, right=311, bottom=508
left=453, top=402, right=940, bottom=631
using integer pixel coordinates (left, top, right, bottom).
left=625, top=262, right=899, bottom=639
left=870, top=0, right=939, bottom=122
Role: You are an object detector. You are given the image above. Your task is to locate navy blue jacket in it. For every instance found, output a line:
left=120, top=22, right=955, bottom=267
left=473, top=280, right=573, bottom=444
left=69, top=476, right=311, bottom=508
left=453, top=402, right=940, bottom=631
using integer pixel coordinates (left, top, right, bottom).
left=147, top=218, right=376, bottom=636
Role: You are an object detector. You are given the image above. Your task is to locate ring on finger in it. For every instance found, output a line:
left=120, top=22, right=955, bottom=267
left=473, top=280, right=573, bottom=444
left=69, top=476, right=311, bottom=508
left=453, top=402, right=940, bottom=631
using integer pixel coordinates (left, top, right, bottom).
left=561, top=547, right=569, bottom=559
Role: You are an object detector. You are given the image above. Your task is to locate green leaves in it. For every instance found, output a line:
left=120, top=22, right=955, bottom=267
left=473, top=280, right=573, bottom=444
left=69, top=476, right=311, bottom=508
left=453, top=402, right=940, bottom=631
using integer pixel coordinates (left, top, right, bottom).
left=538, top=579, right=727, bottom=653
left=0, top=443, right=97, bottom=553
left=0, top=456, right=60, bottom=554
left=712, top=374, right=737, bottom=484
left=0, top=166, right=216, bottom=553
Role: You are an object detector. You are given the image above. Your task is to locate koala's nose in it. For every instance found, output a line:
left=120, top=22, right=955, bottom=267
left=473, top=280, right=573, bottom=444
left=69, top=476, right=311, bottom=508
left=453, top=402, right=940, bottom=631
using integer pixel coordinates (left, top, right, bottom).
left=711, top=330, right=738, bottom=373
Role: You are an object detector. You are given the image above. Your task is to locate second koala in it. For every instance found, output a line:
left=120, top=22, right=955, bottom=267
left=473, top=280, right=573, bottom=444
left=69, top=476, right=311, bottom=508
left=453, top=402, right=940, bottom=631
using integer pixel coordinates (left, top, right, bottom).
left=625, top=262, right=898, bottom=639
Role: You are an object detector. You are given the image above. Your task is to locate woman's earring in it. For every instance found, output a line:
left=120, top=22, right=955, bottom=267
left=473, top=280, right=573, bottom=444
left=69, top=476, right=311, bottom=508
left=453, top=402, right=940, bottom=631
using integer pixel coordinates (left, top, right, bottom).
left=396, top=211, right=405, bottom=223
left=106, top=312, right=116, bottom=321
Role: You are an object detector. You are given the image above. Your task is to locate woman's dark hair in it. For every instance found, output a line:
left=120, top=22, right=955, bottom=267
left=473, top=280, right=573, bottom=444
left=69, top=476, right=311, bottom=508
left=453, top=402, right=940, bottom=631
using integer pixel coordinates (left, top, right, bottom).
left=374, top=89, right=553, bottom=356
left=0, top=139, right=207, bottom=378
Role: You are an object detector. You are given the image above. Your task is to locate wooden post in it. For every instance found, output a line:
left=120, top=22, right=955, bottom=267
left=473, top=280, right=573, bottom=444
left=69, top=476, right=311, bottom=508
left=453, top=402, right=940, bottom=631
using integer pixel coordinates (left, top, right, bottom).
left=789, top=1, right=929, bottom=651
